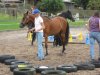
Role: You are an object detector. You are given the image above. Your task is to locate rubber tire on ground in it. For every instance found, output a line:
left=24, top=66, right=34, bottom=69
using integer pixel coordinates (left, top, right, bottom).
left=13, top=68, right=36, bottom=75
left=4, top=59, right=18, bottom=65
left=90, top=60, right=100, bottom=68
left=0, top=55, right=15, bottom=63
left=35, top=66, right=55, bottom=73
left=74, top=63, right=95, bottom=70
left=56, top=65, right=77, bottom=73
left=10, top=63, right=33, bottom=72
left=11, top=60, right=29, bottom=65
left=41, top=70, right=66, bottom=75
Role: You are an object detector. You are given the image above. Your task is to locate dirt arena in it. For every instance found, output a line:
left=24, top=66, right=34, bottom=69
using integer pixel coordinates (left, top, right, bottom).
left=0, top=27, right=100, bottom=75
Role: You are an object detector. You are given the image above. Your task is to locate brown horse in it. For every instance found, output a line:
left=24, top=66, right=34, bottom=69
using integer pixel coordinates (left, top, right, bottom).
left=20, top=11, right=69, bottom=56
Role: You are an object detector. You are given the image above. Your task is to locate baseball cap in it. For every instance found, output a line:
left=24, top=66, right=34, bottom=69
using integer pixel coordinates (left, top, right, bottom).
left=32, top=9, right=40, bottom=14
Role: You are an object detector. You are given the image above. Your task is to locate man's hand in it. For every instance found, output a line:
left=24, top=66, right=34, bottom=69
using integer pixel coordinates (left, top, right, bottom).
left=28, top=28, right=35, bottom=32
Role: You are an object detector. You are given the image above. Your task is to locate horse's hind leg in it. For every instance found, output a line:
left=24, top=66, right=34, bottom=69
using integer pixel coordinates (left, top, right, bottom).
left=61, top=34, right=66, bottom=54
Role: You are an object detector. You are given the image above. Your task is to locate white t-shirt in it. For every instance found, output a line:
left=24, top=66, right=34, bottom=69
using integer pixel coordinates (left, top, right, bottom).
left=34, top=15, right=43, bottom=32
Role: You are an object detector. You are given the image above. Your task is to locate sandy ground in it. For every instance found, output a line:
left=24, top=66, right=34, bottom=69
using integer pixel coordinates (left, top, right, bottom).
left=0, top=28, right=100, bottom=75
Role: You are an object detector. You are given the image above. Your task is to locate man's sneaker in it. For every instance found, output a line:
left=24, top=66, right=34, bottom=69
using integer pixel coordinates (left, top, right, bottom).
left=89, top=59, right=96, bottom=63
left=98, top=58, right=100, bottom=60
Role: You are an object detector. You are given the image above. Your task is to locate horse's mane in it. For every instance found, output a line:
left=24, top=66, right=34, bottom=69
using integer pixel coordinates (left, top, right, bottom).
left=28, top=14, right=51, bottom=21
left=58, top=12, right=67, bottom=18
left=42, top=16, right=51, bottom=20
left=58, top=10, right=71, bottom=18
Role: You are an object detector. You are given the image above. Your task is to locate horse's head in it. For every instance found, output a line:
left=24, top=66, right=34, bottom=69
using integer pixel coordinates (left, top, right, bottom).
left=20, top=11, right=29, bottom=28
left=66, top=10, right=75, bottom=22
left=20, top=11, right=35, bottom=29
left=59, top=10, right=75, bottom=22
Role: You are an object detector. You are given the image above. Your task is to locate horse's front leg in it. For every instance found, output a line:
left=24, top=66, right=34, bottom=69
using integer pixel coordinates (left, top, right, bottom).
left=31, top=32, right=36, bottom=46
left=45, top=36, right=48, bottom=56
left=31, top=39, right=34, bottom=45
left=31, top=33, right=34, bottom=45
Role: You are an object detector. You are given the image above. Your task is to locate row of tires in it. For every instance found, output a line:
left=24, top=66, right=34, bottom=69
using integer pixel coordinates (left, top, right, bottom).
left=0, top=55, right=100, bottom=75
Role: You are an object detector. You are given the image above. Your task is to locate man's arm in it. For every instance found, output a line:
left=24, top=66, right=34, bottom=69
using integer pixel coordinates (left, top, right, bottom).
left=41, top=22, right=45, bottom=30
left=99, top=19, right=100, bottom=30
left=28, top=27, right=35, bottom=32
left=85, top=19, right=90, bottom=31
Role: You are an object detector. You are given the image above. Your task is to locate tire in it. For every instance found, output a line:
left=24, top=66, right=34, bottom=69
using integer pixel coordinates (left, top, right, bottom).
left=10, top=63, right=33, bottom=72
left=13, top=68, right=36, bottom=75
left=10, top=64, right=18, bottom=72
left=0, top=55, right=15, bottom=63
left=35, top=66, right=55, bottom=73
left=11, top=60, right=29, bottom=65
left=74, top=63, right=95, bottom=70
left=90, top=60, right=100, bottom=68
left=56, top=65, right=77, bottom=73
left=41, top=70, right=66, bottom=75
left=4, top=59, right=18, bottom=65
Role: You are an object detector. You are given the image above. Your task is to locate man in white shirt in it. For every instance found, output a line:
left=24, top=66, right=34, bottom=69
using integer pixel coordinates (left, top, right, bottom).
left=30, top=9, right=45, bottom=61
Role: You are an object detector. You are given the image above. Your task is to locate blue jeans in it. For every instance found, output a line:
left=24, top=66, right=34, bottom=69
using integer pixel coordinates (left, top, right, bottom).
left=89, top=32, right=100, bottom=60
left=36, top=32, right=44, bottom=60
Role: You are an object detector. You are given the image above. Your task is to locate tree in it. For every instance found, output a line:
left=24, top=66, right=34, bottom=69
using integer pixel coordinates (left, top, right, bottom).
left=81, top=0, right=89, bottom=10
left=34, top=0, right=42, bottom=6
left=25, top=0, right=41, bottom=5
left=88, top=0, right=100, bottom=10
left=37, top=0, right=65, bottom=14
left=72, top=0, right=89, bottom=10
left=72, top=0, right=81, bottom=7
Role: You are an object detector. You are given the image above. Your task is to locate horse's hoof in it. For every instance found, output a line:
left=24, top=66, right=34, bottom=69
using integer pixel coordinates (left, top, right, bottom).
left=60, top=53, right=63, bottom=56
left=57, top=53, right=63, bottom=56
left=31, top=44, right=33, bottom=46
left=63, top=52, right=66, bottom=54
left=45, top=54, right=48, bottom=56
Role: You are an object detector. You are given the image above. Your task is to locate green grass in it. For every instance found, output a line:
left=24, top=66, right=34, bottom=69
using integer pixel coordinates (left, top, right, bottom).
left=0, top=13, right=87, bottom=31
left=0, top=20, right=20, bottom=31
left=0, top=22, right=20, bottom=31
left=0, top=13, right=22, bottom=31
left=68, top=19, right=87, bottom=27
left=0, top=13, right=22, bottom=20
left=0, top=19, right=87, bottom=31
left=0, top=19, right=21, bottom=31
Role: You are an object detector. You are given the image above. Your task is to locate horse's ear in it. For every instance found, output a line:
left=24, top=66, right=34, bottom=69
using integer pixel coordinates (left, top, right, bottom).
left=23, top=11, right=28, bottom=16
left=67, top=10, right=71, bottom=13
left=26, top=11, right=29, bottom=14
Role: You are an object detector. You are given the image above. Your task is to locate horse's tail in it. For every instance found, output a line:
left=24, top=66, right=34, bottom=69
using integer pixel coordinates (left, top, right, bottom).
left=65, top=22, right=69, bottom=45
left=31, top=32, right=36, bottom=45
